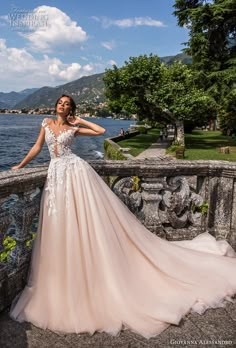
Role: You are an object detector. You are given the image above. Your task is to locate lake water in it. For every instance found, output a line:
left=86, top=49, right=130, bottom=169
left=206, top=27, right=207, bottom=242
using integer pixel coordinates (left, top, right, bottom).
left=0, top=114, right=135, bottom=171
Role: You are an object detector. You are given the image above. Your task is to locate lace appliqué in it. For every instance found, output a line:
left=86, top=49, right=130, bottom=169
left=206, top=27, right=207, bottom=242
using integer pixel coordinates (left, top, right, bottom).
left=45, top=155, right=91, bottom=216
left=42, top=118, right=78, bottom=159
left=41, top=118, right=87, bottom=216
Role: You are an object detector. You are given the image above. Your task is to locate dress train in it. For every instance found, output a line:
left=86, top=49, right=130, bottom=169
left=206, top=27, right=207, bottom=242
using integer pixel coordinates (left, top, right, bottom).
left=9, top=119, right=236, bottom=339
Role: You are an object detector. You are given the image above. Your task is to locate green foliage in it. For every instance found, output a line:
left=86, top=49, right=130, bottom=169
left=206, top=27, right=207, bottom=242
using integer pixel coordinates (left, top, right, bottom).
left=219, top=89, right=236, bottom=133
left=173, top=0, right=236, bottom=130
left=25, top=232, right=37, bottom=248
left=192, top=201, right=209, bottom=215
left=138, top=126, right=148, bottom=134
left=136, top=120, right=146, bottom=125
left=104, top=54, right=165, bottom=121
left=152, top=62, right=217, bottom=124
left=95, top=106, right=112, bottom=118
left=136, top=119, right=160, bottom=127
left=104, top=55, right=216, bottom=129
left=173, top=0, right=236, bottom=72
left=0, top=236, right=16, bottom=262
left=167, top=142, right=183, bottom=153
left=132, top=176, right=141, bottom=192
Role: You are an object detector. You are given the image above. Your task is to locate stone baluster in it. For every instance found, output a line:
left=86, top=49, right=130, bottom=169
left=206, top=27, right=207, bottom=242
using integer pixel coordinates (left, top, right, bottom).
left=8, top=189, right=41, bottom=269
left=140, top=178, right=166, bottom=238
left=213, top=177, right=234, bottom=240
left=0, top=197, right=10, bottom=309
left=0, top=198, right=13, bottom=251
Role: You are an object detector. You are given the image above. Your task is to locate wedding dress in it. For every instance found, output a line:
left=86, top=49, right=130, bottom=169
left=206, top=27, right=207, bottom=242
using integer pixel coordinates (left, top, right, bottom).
left=10, top=118, right=236, bottom=339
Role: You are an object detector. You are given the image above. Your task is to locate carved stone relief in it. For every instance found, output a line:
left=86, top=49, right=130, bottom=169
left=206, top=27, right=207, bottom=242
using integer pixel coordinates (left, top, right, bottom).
left=112, top=175, right=204, bottom=238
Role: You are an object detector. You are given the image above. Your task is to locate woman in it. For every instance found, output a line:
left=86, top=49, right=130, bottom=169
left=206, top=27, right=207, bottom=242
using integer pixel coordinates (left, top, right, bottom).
left=10, top=95, right=236, bottom=339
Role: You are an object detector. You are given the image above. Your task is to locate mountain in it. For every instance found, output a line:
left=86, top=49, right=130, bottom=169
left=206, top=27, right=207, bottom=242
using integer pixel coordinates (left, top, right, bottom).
left=0, top=101, right=8, bottom=108
left=160, top=53, right=192, bottom=65
left=10, top=53, right=191, bottom=109
left=20, top=88, right=39, bottom=96
left=15, top=73, right=105, bottom=109
left=0, top=88, right=39, bottom=109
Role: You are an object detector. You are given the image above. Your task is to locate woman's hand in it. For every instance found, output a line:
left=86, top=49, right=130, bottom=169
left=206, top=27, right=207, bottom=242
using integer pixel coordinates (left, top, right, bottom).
left=67, top=115, right=81, bottom=126
left=11, top=165, right=22, bottom=170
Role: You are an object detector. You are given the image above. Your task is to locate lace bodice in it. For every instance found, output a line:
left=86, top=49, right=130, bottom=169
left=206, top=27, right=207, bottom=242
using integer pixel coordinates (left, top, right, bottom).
left=41, top=118, right=91, bottom=215
left=42, top=118, right=77, bottom=159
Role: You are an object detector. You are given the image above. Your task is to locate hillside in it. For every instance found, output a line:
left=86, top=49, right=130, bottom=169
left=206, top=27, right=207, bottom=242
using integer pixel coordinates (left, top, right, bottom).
left=9, top=53, right=191, bottom=109
left=0, top=88, right=38, bottom=109
left=15, top=73, right=105, bottom=109
left=160, top=53, right=192, bottom=65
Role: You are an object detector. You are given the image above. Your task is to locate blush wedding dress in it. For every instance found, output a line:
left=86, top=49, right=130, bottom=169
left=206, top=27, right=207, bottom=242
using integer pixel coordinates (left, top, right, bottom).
left=10, top=118, right=236, bottom=339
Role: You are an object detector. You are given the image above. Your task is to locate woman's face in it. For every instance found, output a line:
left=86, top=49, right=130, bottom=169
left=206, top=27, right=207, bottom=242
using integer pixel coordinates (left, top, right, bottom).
left=56, top=96, right=71, bottom=117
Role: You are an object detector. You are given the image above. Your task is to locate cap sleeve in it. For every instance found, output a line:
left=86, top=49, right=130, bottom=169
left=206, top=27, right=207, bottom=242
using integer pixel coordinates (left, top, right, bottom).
left=41, top=118, right=48, bottom=128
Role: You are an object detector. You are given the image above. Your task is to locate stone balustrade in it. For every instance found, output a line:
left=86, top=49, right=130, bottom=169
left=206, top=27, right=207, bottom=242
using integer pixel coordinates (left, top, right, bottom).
left=1, top=159, right=236, bottom=312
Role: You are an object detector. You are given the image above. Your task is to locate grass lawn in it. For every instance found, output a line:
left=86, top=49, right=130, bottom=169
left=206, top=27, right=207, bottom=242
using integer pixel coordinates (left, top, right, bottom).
left=184, top=131, right=236, bottom=161
left=117, top=128, right=160, bottom=157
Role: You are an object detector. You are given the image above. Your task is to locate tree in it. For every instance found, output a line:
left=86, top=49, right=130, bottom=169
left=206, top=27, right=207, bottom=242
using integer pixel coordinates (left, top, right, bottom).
left=151, top=61, right=217, bottom=143
left=104, top=55, right=217, bottom=145
left=104, top=55, right=170, bottom=122
left=21, top=108, right=29, bottom=114
left=173, top=0, right=236, bottom=72
left=219, top=89, right=236, bottom=133
left=173, top=0, right=236, bottom=128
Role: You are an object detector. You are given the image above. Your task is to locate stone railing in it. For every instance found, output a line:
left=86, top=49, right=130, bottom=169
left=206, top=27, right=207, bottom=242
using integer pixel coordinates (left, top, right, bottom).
left=1, top=159, right=236, bottom=312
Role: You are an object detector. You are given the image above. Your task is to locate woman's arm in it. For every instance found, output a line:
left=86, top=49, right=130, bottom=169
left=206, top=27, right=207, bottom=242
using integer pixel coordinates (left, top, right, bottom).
left=68, top=116, right=106, bottom=136
left=11, top=126, right=45, bottom=170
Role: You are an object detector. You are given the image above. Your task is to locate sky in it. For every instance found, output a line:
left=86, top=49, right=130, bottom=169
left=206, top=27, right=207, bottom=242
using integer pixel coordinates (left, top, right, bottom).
left=0, top=0, right=189, bottom=93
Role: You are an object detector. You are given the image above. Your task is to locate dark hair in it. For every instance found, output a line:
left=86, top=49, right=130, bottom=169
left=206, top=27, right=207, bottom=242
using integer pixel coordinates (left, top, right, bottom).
left=55, top=94, right=76, bottom=116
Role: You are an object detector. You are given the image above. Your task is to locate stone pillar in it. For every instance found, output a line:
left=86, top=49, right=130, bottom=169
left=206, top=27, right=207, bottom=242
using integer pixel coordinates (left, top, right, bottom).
left=208, top=176, right=234, bottom=241
left=196, top=176, right=208, bottom=232
left=0, top=198, right=13, bottom=252
left=0, top=263, right=7, bottom=310
left=215, top=177, right=234, bottom=239
left=8, top=189, right=41, bottom=268
left=230, top=179, right=236, bottom=248
left=141, top=178, right=166, bottom=238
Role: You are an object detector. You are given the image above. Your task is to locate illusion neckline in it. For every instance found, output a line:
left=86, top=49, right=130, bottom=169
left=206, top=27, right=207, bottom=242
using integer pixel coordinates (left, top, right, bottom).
left=45, top=125, right=75, bottom=139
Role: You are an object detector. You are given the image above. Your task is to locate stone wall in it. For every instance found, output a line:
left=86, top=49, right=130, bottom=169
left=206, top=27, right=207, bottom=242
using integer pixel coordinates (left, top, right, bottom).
left=103, top=131, right=139, bottom=160
left=1, top=159, right=236, bottom=312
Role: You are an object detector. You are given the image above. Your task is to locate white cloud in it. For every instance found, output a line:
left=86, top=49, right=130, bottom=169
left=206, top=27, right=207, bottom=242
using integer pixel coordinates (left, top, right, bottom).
left=107, top=60, right=117, bottom=66
left=0, top=39, right=37, bottom=73
left=0, top=39, right=102, bottom=92
left=91, top=16, right=100, bottom=22
left=92, top=16, right=166, bottom=29
left=49, top=62, right=82, bottom=80
left=18, top=6, right=88, bottom=52
left=83, top=64, right=93, bottom=72
left=101, top=41, right=115, bottom=50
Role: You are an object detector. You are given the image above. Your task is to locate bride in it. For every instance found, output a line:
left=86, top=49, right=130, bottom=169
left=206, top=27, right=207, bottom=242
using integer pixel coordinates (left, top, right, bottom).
left=10, top=94, right=236, bottom=339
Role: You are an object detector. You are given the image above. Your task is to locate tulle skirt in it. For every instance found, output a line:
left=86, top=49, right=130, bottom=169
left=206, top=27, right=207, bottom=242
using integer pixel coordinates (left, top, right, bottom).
left=10, top=155, right=236, bottom=339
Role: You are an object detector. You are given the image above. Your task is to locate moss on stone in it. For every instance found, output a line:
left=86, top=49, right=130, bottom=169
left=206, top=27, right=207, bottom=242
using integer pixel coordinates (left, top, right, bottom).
left=104, top=140, right=127, bottom=160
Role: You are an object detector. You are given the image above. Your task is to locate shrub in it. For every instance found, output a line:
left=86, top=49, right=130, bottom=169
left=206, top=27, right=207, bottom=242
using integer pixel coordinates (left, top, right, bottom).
left=0, top=236, right=16, bottom=262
